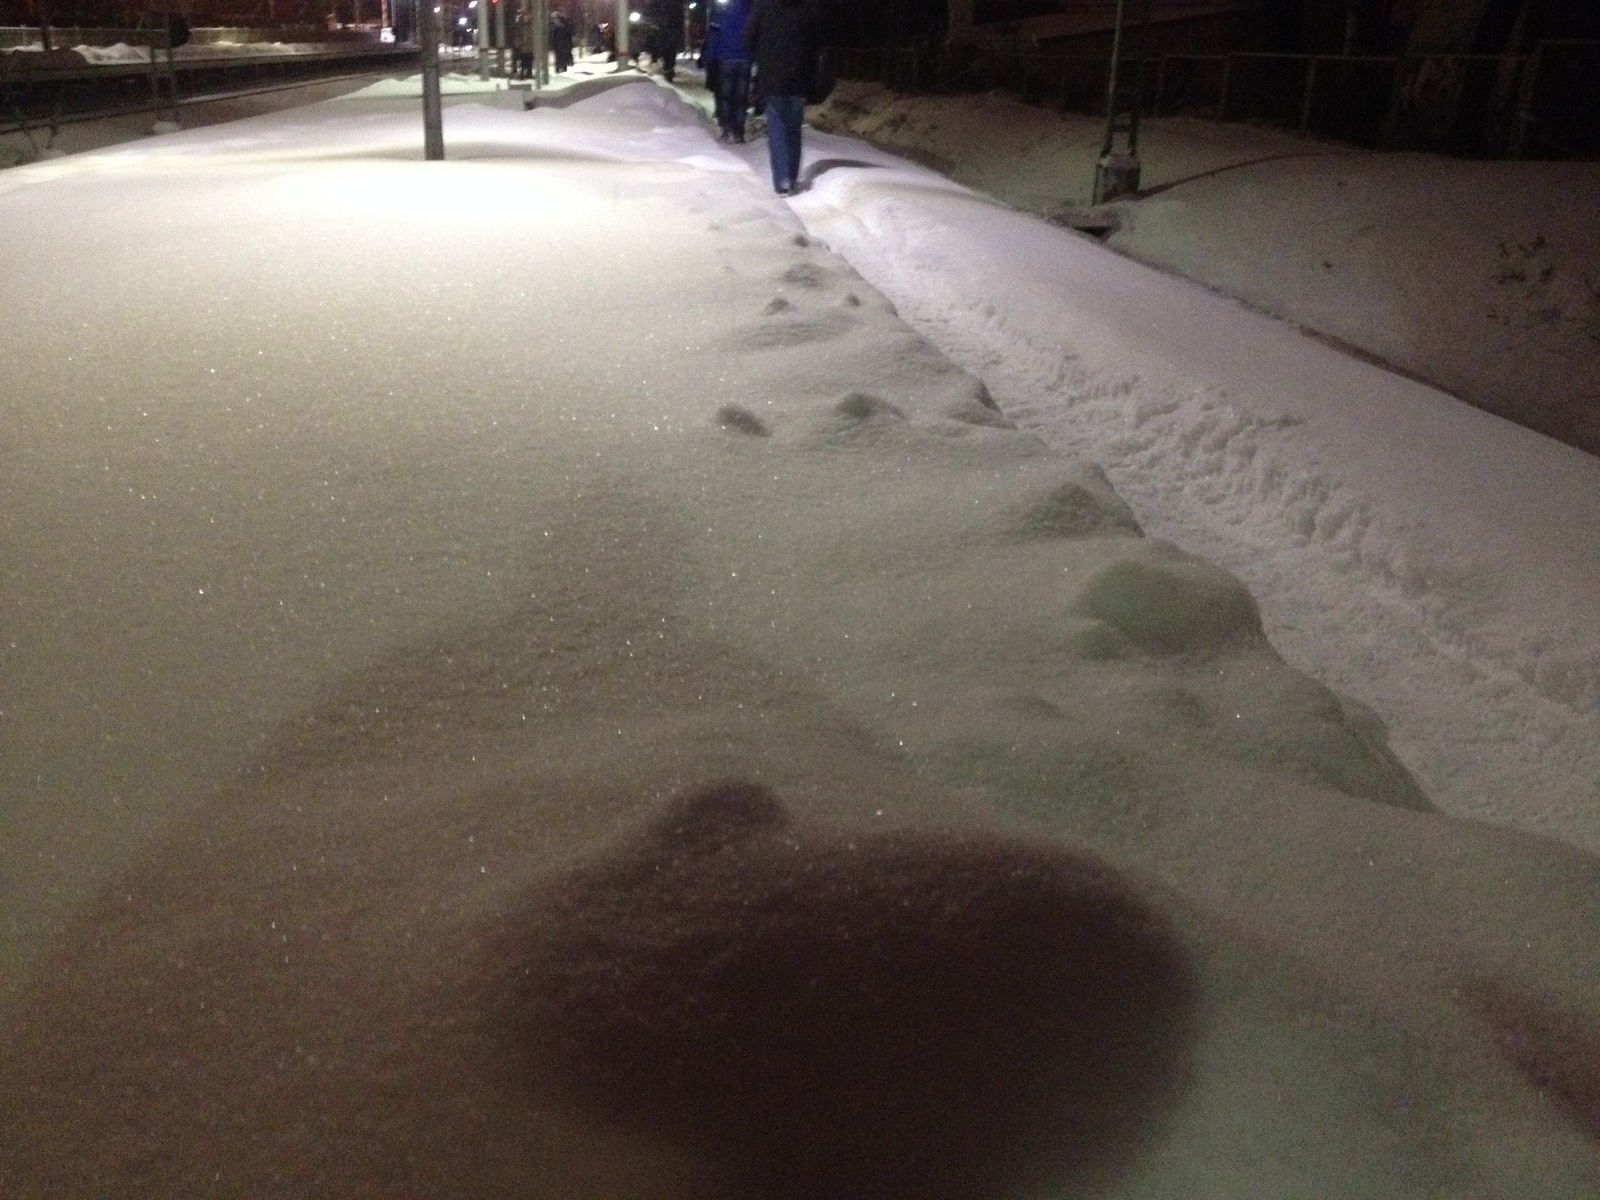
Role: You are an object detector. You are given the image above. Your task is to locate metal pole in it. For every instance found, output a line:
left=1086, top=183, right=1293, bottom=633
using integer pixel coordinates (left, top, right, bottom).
left=1098, top=0, right=1126, bottom=160
left=162, top=9, right=180, bottom=129
left=946, top=0, right=973, bottom=47
left=477, top=0, right=491, bottom=78
left=1300, top=55, right=1317, bottom=132
left=164, top=35, right=180, bottom=128
left=542, top=0, right=553, bottom=84
left=1092, top=0, right=1142, bottom=202
left=615, top=0, right=629, bottom=63
left=420, top=0, right=445, bottom=158
left=148, top=3, right=181, bottom=133
left=147, top=21, right=162, bottom=122
left=1508, top=43, right=1541, bottom=159
left=532, top=0, right=545, bottom=85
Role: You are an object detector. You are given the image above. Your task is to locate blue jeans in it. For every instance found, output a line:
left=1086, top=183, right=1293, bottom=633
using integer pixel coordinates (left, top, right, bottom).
left=763, top=93, right=805, bottom=193
left=718, top=59, right=752, bottom=140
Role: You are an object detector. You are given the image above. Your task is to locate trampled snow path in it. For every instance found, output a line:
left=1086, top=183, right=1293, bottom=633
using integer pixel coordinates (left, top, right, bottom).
left=789, top=135, right=1600, bottom=853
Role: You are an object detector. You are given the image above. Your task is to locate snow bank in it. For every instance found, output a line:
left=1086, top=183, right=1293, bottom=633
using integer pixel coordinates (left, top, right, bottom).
left=791, top=120, right=1600, bottom=855
left=814, top=81, right=1600, bottom=456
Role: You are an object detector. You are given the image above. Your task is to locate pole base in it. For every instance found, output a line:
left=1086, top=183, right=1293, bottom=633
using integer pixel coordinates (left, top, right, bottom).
left=1093, top=153, right=1141, bottom=204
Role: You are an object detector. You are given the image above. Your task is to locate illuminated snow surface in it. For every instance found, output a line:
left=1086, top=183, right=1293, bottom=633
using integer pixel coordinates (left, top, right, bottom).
left=2, top=67, right=1598, bottom=1197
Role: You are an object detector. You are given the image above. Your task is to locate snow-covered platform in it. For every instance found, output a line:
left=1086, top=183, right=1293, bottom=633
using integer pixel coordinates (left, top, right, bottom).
left=1, top=77, right=1596, bottom=1197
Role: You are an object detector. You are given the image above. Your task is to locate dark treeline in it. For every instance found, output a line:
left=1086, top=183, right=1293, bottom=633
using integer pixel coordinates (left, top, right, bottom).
left=822, top=0, right=946, bottom=49
left=821, top=0, right=1600, bottom=55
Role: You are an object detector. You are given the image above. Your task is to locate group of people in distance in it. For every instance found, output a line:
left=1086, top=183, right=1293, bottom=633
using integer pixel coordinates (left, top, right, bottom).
left=511, top=9, right=575, bottom=79
left=528, top=0, right=821, bottom=198
left=698, top=0, right=823, bottom=197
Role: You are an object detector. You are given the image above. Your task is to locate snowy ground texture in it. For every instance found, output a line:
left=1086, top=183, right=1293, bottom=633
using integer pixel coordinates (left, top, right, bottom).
left=813, top=81, right=1600, bottom=457
left=797, top=78, right=1600, bottom=856
left=2, top=66, right=1598, bottom=1197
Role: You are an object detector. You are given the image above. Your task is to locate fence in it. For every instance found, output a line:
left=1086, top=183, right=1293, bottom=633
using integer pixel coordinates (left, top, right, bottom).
left=1, top=40, right=413, bottom=145
left=829, top=39, right=1600, bottom=160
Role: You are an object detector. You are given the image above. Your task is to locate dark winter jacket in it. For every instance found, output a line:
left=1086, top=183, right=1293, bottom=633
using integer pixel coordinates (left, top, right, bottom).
left=708, top=0, right=751, bottom=63
left=549, top=12, right=574, bottom=54
left=653, top=0, right=686, bottom=48
left=742, top=0, right=820, bottom=97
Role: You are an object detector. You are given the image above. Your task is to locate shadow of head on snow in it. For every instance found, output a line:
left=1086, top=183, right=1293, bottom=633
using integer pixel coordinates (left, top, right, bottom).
left=490, top=779, right=1200, bottom=1200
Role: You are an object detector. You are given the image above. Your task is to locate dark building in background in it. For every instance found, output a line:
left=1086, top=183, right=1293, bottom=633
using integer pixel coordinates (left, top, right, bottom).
left=817, top=0, right=1596, bottom=54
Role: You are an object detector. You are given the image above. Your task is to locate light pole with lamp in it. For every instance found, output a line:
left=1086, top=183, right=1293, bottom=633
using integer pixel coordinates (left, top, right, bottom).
left=1092, top=0, right=1150, bottom=204
left=419, top=0, right=445, bottom=158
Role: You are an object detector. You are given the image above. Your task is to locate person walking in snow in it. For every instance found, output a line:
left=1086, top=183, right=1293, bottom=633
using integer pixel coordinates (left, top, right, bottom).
left=700, top=13, right=725, bottom=126
left=743, top=0, right=820, bottom=195
left=511, top=2, right=535, bottom=78
left=652, top=0, right=686, bottom=82
left=706, top=0, right=753, bottom=142
left=550, top=9, right=575, bottom=73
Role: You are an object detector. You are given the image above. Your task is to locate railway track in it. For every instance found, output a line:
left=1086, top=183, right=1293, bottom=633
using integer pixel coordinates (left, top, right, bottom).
left=1, top=43, right=419, bottom=146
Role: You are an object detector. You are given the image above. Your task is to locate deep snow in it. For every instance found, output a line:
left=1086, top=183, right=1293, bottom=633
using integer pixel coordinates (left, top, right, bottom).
left=812, top=81, right=1600, bottom=456
left=787, top=112, right=1600, bottom=854
left=1, top=65, right=1597, bottom=1197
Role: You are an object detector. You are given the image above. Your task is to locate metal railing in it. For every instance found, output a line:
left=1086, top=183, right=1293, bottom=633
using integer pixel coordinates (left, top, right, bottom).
left=2, top=40, right=415, bottom=146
